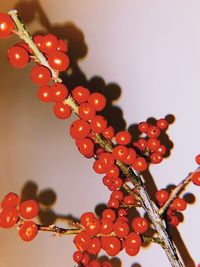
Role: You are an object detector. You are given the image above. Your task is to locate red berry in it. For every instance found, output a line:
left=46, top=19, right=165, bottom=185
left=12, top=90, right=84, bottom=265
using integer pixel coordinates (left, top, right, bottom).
left=99, top=153, right=115, bottom=170
left=85, top=218, right=101, bottom=236
left=169, top=215, right=179, bottom=227
left=138, top=122, right=149, bottom=133
left=73, top=251, right=83, bottom=263
left=147, top=126, right=161, bottom=138
left=33, top=35, right=43, bottom=49
left=191, top=171, right=200, bottom=186
left=172, top=198, right=187, bottom=211
left=156, top=118, right=168, bottom=130
left=37, top=85, right=52, bottom=102
left=1, top=192, right=19, bottom=208
left=118, top=208, right=128, bottom=217
left=108, top=198, right=119, bottom=209
left=0, top=13, right=15, bottom=38
left=115, top=131, right=131, bottom=145
left=104, top=236, right=121, bottom=256
left=19, top=200, right=39, bottom=219
left=125, top=232, right=141, bottom=249
left=41, top=34, right=58, bottom=54
left=0, top=207, right=19, bottom=228
left=73, top=232, right=91, bottom=251
left=123, top=195, right=136, bottom=205
left=123, top=148, right=137, bottom=165
left=101, top=261, right=112, bottom=267
left=89, top=259, right=101, bottom=267
left=150, top=152, right=163, bottom=164
left=72, top=86, right=90, bottom=104
left=106, top=165, right=120, bottom=179
left=88, top=92, right=106, bottom=111
left=110, top=190, right=123, bottom=201
left=93, top=159, right=107, bottom=174
left=113, top=145, right=128, bottom=162
left=77, top=138, right=94, bottom=156
left=195, top=154, right=200, bottom=165
left=30, top=65, right=51, bottom=85
left=102, top=176, right=112, bottom=186
left=90, top=115, right=107, bottom=134
left=18, top=221, right=38, bottom=241
left=81, top=252, right=90, bottom=266
left=102, top=209, right=116, bottom=222
left=48, top=51, right=70, bottom=71
left=51, top=83, right=68, bottom=102
left=87, top=237, right=101, bottom=254
left=100, top=218, right=114, bottom=235
left=114, top=220, right=129, bottom=238
left=80, top=212, right=96, bottom=227
left=156, top=144, right=166, bottom=155
left=108, top=177, right=123, bottom=191
left=132, top=157, right=148, bottom=172
left=132, top=217, right=148, bottom=234
left=57, top=39, right=68, bottom=52
left=53, top=102, right=71, bottom=119
left=103, top=126, right=115, bottom=139
left=147, top=138, right=160, bottom=151
left=70, top=119, right=90, bottom=139
left=78, top=102, right=96, bottom=121
left=7, top=46, right=29, bottom=68
left=155, top=190, right=169, bottom=203
left=125, top=246, right=140, bottom=256
left=137, top=138, right=147, bottom=151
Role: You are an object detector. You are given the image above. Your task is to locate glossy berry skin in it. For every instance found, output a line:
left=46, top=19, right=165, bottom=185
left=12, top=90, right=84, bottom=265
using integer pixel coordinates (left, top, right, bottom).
left=85, top=218, right=101, bottom=236
left=169, top=215, right=179, bottom=227
left=53, top=102, right=71, bottom=119
left=0, top=13, right=15, bottom=38
left=1, top=192, right=20, bottom=208
left=196, top=154, right=200, bottom=165
left=30, top=65, right=52, bottom=85
left=150, top=152, right=163, bottom=164
left=132, top=157, right=148, bottom=172
left=99, top=153, right=115, bottom=170
left=0, top=207, right=19, bottom=228
left=7, top=46, right=29, bottom=68
left=123, top=195, right=136, bottom=205
left=93, top=159, right=107, bottom=174
left=125, top=232, right=141, bottom=249
left=104, top=236, right=121, bottom=256
left=73, top=251, right=83, bottom=263
left=37, top=85, right=52, bottom=102
left=51, top=83, right=68, bottom=102
left=138, top=122, right=149, bottom=133
left=90, top=115, right=107, bottom=134
left=123, top=148, right=137, bottom=165
left=114, top=220, right=129, bottom=238
left=115, top=131, right=131, bottom=145
left=100, top=218, right=114, bottom=235
left=106, top=165, right=120, bottom=179
left=147, top=138, right=160, bottom=151
left=125, top=246, right=140, bottom=256
left=88, top=92, right=106, bottom=111
left=172, top=198, right=187, bottom=211
left=156, top=118, right=168, bottom=130
left=80, top=212, right=96, bottom=227
left=102, top=209, right=116, bottom=222
left=57, top=39, right=68, bottom=52
left=40, top=34, right=58, bottom=54
left=72, top=86, right=90, bottom=104
left=70, top=119, right=90, bottom=139
left=113, top=145, right=128, bottom=162
left=103, top=126, right=115, bottom=139
left=108, top=198, right=119, bottom=209
left=147, top=126, right=161, bottom=138
left=191, top=171, right=200, bottom=186
left=132, top=217, right=148, bottom=234
left=155, top=189, right=169, bottom=203
left=19, top=200, right=39, bottom=219
left=73, top=232, right=91, bottom=251
left=78, top=102, right=96, bottom=121
left=87, top=237, right=101, bottom=255
left=48, top=51, right=70, bottom=71
left=81, top=253, right=90, bottom=266
left=77, top=138, right=94, bottom=156
left=110, top=190, right=124, bottom=201
left=19, top=221, right=38, bottom=241
left=33, top=35, right=43, bottom=49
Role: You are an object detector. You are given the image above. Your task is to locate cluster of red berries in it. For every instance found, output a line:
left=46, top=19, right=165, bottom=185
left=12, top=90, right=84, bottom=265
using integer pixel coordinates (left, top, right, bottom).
left=73, top=209, right=149, bottom=266
left=0, top=192, right=39, bottom=241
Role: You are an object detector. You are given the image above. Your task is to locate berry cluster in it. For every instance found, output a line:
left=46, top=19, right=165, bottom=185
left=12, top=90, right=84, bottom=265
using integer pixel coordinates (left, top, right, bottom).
left=73, top=209, right=149, bottom=266
left=0, top=192, right=39, bottom=241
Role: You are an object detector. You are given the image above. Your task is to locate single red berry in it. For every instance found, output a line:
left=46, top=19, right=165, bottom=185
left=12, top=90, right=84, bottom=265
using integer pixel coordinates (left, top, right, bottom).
left=87, top=237, right=101, bottom=255
left=138, top=122, right=149, bottom=133
left=72, top=86, right=90, bottom=104
left=132, top=157, right=148, bottom=172
left=103, top=126, right=115, bottom=139
left=85, top=218, right=101, bottom=236
left=102, top=209, right=116, bottom=222
left=19, top=199, right=39, bottom=219
left=33, top=35, right=44, bottom=49
left=156, top=144, right=167, bottom=155
left=113, top=145, right=128, bottom=162
left=108, top=177, right=123, bottom=191
left=1, top=192, right=20, bottom=208
left=0, top=13, right=15, bottom=38
left=123, top=195, right=136, bottom=205
left=156, top=118, right=168, bottom=130
left=108, top=198, right=119, bottom=209
left=73, top=232, right=91, bottom=251
left=155, top=190, right=169, bottom=203
left=106, top=165, right=120, bottom=179
left=123, top=148, right=137, bottom=165
left=30, top=65, right=51, bottom=85
left=70, top=119, right=90, bottom=139
left=150, top=152, right=163, bottom=164
left=16, top=42, right=33, bottom=54
left=41, top=34, right=58, bottom=54
left=169, top=215, right=179, bottom=227
left=88, top=92, right=106, bottom=111
left=53, top=102, right=71, bottom=119
left=99, top=153, right=115, bottom=170
left=80, top=212, right=96, bottom=227
left=102, top=176, right=112, bottom=187
left=51, top=83, right=68, bottom=102
left=77, top=138, right=94, bottom=156
left=110, top=190, right=124, bottom=201
left=125, top=232, right=141, bottom=249
left=48, top=51, right=70, bottom=71
left=191, top=171, right=200, bottom=186
left=104, top=236, right=121, bottom=256
left=115, top=131, right=131, bottom=145
left=137, top=138, right=147, bottom=151
left=73, top=251, right=83, bottom=263
left=132, top=217, right=148, bottom=234
left=147, top=138, right=160, bottom=151
left=125, top=246, right=140, bottom=256
left=7, top=46, right=29, bottom=68
left=195, top=154, right=200, bottom=165
left=57, top=39, right=68, bottom=52
left=172, top=198, right=187, bottom=211
left=89, top=259, right=101, bottom=267
left=81, top=252, right=90, bottom=266
left=90, top=115, right=107, bottom=134
left=93, top=159, right=107, bottom=174
left=114, top=220, right=129, bottom=238
left=147, top=126, right=161, bottom=138
left=37, top=85, right=52, bottom=102
left=18, top=221, right=38, bottom=241
left=78, top=102, right=96, bottom=121
left=0, top=207, right=19, bottom=228
left=118, top=208, right=128, bottom=217
left=100, top=218, right=114, bottom=235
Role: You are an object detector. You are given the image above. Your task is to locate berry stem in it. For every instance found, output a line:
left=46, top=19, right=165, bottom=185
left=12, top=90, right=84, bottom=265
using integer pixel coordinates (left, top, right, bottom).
left=158, top=167, right=200, bottom=215
left=37, top=224, right=81, bottom=236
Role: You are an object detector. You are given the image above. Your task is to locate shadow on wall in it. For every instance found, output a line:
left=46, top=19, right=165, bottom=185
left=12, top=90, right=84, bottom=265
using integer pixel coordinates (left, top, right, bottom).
left=13, top=1, right=196, bottom=266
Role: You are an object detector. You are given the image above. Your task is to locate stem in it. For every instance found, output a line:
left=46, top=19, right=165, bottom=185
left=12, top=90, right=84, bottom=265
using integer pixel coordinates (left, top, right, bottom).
left=158, top=167, right=200, bottom=215
left=37, top=224, right=81, bottom=236
left=8, top=10, right=184, bottom=267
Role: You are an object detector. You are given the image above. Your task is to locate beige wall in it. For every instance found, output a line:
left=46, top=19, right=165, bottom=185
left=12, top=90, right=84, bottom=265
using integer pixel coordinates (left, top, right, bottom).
left=1, top=1, right=200, bottom=267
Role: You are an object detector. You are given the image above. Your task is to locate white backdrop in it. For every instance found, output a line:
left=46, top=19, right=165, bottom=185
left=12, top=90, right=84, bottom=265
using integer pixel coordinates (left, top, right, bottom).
left=0, top=1, right=200, bottom=267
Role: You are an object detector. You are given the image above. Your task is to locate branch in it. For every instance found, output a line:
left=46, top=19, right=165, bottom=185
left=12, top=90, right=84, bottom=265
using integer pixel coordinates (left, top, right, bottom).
left=37, top=224, right=81, bottom=236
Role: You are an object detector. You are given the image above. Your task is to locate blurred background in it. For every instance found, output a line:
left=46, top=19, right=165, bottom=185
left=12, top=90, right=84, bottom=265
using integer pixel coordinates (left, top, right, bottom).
left=0, top=1, right=200, bottom=266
